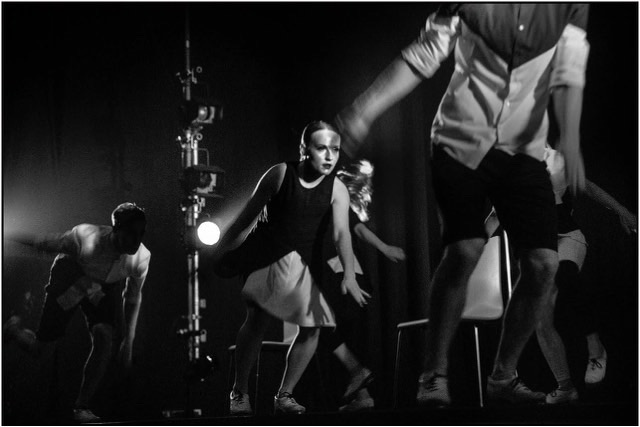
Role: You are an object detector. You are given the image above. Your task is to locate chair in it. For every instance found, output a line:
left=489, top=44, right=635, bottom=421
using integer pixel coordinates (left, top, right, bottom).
left=392, top=230, right=512, bottom=408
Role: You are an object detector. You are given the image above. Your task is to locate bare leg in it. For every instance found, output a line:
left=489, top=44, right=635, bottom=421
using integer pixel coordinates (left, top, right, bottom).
left=423, top=238, right=486, bottom=377
left=278, top=326, right=320, bottom=394
left=536, top=286, right=573, bottom=389
left=75, top=323, right=114, bottom=408
left=333, top=343, right=364, bottom=376
left=492, top=248, right=558, bottom=379
left=233, top=304, right=271, bottom=394
left=333, top=343, right=373, bottom=400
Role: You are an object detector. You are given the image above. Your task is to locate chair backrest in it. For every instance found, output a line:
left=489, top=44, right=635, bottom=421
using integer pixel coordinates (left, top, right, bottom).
left=461, top=233, right=504, bottom=321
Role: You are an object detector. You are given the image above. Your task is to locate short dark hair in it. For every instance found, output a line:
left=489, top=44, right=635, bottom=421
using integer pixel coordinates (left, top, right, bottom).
left=111, top=202, right=146, bottom=228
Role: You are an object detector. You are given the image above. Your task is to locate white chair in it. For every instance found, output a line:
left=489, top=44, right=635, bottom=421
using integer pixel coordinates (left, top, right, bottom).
left=392, top=230, right=512, bottom=407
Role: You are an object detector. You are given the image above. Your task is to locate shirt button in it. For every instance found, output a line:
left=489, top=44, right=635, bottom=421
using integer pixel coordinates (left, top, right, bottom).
left=518, top=24, right=525, bottom=31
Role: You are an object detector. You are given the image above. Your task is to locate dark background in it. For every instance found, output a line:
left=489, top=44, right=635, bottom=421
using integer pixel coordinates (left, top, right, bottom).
left=2, top=2, right=637, bottom=422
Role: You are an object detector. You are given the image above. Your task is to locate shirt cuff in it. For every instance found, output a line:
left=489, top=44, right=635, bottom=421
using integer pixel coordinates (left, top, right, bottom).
left=401, top=13, right=459, bottom=79
left=550, top=24, right=590, bottom=88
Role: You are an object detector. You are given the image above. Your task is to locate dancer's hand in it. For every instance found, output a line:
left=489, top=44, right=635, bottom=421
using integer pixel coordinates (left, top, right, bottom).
left=341, top=275, right=371, bottom=307
left=617, top=208, right=638, bottom=235
left=382, top=245, right=406, bottom=263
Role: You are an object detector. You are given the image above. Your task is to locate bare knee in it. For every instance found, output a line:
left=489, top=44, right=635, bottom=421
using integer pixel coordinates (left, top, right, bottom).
left=443, top=238, right=486, bottom=274
left=519, top=249, right=559, bottom=297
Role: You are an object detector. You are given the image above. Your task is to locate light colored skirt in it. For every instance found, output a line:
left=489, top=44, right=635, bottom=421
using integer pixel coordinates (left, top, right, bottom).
left=242, top=251, right=336, bottom=327
left=558, top=229, right=587, bottom=271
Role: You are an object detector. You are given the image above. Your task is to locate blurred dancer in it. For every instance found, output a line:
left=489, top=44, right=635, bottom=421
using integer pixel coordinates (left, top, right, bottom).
left=336, top=4, right=590, bottom=405
left=320, top=159, right=406, bottom=412
left=4, top=203, right=150, bottom=422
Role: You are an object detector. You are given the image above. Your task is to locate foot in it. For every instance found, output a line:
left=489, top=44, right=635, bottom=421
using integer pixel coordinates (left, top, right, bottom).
left=343, top=367, right=374, bottom=402
left=72, top=408, right=101, bottom=423
left=229, top=390, right=253, bottom=416
left=274, top=392, right=305, bottom=414
left=545, top=387, right=579, bottom=405
left=416, top=373, right=451, bottom=407
left=486, top=376, right=545, bottom=404
left=339, top=396, right=375, bottom=412
left=585, top=350, right=607, bottom=385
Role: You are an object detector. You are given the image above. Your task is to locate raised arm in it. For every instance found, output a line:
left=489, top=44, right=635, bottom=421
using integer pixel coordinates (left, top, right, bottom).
left=585, top=180, right=637, bottom=234
left=216, top=163, right=286, bottom=254
left=353, top=222, right=406, bottom=263
left=336, top=11, right=458, bottom=157
left=332, top=179, right=370, bottom=306
left=7, top=228, right=80, bottom=256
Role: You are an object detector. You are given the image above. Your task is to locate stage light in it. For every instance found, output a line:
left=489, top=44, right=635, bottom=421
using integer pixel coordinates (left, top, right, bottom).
left=182, top=165, right=225, bottom=198
left=181, top=99, right=223, bottom=127
left=197, top=220, right=220, bottom=246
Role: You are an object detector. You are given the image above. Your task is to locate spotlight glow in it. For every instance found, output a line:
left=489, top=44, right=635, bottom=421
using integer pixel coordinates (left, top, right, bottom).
left=197, top=221, right=220, bottom=245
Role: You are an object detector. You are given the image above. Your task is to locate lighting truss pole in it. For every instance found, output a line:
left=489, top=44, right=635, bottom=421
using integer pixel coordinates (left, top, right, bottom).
left=178, top=8, right=205, bottom=366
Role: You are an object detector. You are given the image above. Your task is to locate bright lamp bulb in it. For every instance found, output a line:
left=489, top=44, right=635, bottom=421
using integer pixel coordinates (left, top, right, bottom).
left=197, top=221, right=220, bottom=245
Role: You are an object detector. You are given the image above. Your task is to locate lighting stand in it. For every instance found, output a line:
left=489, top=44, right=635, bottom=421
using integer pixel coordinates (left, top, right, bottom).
left=165, top=9, right=218, bottom=419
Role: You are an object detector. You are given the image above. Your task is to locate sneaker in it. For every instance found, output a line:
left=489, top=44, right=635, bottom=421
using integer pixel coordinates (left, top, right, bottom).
left=339, top=397, right=374, bottom=412
left=486, top=376, right=545, bottom=404
left=274, top=392, right=305, bottom=414
left=72, top=408, right=101, bottom=423
left=229, top=390, right=253, bottom=416
left=585, top=351, right=607, bottom=385
left=416, top=373, right=451, bottom=406
left=343, top=367, right=374, bottom=401
left=545, top=387, right=579, bottom=404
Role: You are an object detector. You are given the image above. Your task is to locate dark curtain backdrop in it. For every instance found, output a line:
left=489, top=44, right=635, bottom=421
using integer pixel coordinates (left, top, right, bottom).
left=2, top=3, right=637, bottom=421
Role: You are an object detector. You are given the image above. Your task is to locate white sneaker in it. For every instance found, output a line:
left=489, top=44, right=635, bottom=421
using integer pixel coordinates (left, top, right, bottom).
left=585, top=350, right=607, bottom=385
left=274, top=392, right=305, bottom=414
left=545, top=387, right=579, bottom=404
left=229, top=390, right=253, bottom=416
left=72, top=408, right=101, bottom=423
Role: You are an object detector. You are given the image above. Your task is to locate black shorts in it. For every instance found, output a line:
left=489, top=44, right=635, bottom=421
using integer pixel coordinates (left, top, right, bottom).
left=36, top=255, right=117, bottom=342
left=432, top=145, right=557, bottom=252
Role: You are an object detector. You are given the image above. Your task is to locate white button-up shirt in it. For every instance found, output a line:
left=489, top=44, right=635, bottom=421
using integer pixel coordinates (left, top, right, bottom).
left=401, top=4, right=590, bottom=169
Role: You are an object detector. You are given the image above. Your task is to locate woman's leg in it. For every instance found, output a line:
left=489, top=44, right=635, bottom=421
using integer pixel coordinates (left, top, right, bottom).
left=278, top=326, right=320, bottom=395
left=233, top=303, right=271, bottom=394
left=333, top=343, right=373, bottom=400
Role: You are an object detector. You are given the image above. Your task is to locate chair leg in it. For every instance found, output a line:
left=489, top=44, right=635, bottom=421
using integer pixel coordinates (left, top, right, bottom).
left=393, top=329, right=403, bottom=409
left=227, top=349, right=234, bottom=414
left=255, top=348, right=262, bottom=415
left=473, top=326, right=484, bottom=408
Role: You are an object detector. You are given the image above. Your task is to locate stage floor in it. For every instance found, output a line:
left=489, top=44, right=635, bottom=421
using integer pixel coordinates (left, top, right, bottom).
left=5, top=401, right=637, bottom=426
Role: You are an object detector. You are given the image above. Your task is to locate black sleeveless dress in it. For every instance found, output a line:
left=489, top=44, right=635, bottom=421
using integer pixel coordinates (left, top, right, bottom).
left=222, top=161, right=337, bottom=326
